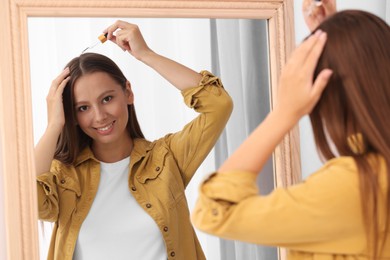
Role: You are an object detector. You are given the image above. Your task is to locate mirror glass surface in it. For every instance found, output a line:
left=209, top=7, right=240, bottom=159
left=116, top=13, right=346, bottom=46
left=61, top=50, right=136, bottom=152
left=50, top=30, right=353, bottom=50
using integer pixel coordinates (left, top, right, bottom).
left=28, top=17, right=275, bottom=259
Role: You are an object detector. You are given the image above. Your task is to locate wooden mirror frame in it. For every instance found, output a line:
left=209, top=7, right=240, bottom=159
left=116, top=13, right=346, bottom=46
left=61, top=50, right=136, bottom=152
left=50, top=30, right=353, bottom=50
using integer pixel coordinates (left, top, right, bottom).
left=0, top=0, right=299, bottom=259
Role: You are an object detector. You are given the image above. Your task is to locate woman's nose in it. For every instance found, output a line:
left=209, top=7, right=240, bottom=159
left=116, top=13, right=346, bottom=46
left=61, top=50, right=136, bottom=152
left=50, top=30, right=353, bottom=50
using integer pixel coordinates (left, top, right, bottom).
left=94, top=106, right=108, bottom=123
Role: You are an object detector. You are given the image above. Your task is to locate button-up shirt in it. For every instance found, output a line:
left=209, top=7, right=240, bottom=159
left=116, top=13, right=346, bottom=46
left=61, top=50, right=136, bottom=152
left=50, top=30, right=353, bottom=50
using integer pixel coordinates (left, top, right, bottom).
left=192, top=155, right=390, bottom=259
left=37, top=71, right=233, bottom=260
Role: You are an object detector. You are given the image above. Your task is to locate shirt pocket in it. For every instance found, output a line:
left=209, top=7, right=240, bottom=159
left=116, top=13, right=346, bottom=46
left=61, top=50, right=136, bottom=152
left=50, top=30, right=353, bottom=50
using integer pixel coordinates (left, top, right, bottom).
left=137, top=146, right=186, bottom=210
left=56, top=175, right=80, bottom=232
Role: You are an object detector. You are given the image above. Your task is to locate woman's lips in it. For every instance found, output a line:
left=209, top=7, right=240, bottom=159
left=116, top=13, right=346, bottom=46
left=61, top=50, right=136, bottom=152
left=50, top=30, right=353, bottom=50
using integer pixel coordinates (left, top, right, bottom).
left=95, top=121, right=115, bottom=135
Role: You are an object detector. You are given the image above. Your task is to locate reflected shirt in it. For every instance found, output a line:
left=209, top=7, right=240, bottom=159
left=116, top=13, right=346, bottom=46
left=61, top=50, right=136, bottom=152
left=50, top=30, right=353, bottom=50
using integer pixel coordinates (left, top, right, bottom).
left=192, top=155, right=390, bottom=259
left=73, top=157, right=166, bottom=260
left=36, top=71, right=233, bottom=260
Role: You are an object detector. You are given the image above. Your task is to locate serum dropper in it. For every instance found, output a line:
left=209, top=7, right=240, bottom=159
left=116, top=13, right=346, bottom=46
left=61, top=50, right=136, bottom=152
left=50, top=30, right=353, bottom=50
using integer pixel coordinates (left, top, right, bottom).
left=81, top=33, right=108, bottom=54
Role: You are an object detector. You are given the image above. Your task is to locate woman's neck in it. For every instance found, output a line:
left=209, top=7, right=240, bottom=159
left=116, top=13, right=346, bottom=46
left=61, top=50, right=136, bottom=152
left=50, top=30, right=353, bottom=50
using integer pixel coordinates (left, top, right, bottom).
left=91, top=136, right=134, bottom=163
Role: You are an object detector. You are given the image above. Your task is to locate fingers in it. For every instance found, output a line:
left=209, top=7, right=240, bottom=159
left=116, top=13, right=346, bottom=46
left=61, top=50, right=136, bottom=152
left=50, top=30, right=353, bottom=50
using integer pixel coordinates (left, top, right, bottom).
left=322, top=0, right=337, bottom=15
left=49, top=68, right=70, bottom=96
left=303, top=0, right=336, bottom=31
left=103, top=20, right=130, bottom=40
left=302, top=0, right=312, bottom=13
left=311, top=69, right=333, bottom=101
left=289, top=29, right=324, bottom=66
left=56, top=75, right=71, bottom=97
left=115, top=30, right=132, bottom=52
left=304, top=30, right=328, bottom=74
left=287, top=30, right=329, bottom=97
left=102, top=20, right=138, bottom=51
left=51, top=67, right=69, bottom=88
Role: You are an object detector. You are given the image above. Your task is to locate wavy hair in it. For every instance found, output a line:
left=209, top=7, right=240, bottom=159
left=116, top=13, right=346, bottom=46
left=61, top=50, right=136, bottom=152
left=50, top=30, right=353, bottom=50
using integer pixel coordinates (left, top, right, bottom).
left=54, top=53, right=144, bottom=165
left=310, top=10, right=390, bottom=258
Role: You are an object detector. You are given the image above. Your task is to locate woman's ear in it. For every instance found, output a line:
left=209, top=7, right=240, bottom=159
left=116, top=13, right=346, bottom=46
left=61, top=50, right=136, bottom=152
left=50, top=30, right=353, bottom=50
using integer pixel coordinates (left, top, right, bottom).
left=125, top=81, right=134, bottom=105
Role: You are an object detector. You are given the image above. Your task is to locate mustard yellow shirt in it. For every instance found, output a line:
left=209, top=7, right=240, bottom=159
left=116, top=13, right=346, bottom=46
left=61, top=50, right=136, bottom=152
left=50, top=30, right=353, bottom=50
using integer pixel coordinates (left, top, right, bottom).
left=36, top=71, right=233, bottom=260
left=192, top=156, right=390, bottom=259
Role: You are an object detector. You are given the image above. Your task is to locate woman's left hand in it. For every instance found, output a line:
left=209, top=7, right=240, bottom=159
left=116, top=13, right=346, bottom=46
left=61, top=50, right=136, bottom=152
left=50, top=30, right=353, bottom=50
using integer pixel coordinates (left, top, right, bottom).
left=275, top=29, right=333, bottom=122
left=103, top=20, right=153, bottom=60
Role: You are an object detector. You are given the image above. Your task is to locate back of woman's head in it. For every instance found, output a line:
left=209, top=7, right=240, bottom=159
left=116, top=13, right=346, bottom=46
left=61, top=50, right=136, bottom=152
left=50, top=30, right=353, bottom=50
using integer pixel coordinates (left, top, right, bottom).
left=311, top=10, right=390, bottom=159
left=55, top=53, right=144, bottom=165
left=309, top=10, right=390, bottom=257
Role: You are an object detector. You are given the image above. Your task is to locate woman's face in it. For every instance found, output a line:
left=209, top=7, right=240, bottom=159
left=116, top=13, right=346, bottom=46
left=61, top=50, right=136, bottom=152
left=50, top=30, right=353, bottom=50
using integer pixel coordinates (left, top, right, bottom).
left=73, top=72, right=133, bottom=148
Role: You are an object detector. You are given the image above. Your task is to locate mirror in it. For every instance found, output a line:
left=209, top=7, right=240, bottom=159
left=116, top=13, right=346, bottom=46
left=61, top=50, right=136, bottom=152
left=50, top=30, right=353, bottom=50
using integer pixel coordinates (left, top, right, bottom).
left=29, top=16, right=275, bottom=259
left=0, top=1, right=298, bottom=260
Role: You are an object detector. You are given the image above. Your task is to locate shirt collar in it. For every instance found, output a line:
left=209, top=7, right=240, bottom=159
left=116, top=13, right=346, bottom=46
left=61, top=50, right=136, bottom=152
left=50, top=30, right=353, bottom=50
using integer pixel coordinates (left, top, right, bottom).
left=74, top=146, right=98, bottom=166
left=74, top=138, right=154, bottom=166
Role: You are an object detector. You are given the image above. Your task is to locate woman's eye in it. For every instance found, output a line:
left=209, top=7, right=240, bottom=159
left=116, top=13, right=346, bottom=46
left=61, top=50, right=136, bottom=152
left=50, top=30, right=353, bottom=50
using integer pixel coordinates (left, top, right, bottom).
left=78, top=106, right=88, bottom=112
left=102, top=96, right=113, bottom=103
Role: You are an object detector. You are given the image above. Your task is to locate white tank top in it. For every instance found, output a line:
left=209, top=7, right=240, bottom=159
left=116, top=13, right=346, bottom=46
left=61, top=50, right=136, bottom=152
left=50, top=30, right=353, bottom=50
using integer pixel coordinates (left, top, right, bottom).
left=73, top=157, right=167, bottom=260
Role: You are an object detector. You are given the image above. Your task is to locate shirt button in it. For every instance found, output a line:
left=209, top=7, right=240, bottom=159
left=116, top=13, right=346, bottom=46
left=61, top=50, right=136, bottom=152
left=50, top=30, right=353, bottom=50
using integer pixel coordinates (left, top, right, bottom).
left=170, top=251, right=175, bottom=257
left=60, top=179, right=66, bottom=184
left=131, top=186, right=136, bottom=191
left=146, top=203, right=152, bottom=208
left=155, top=166, right=160, bottom=171
left=212, top=208, right=218, bottom=216
left=163, top=226, right=168, bottom=232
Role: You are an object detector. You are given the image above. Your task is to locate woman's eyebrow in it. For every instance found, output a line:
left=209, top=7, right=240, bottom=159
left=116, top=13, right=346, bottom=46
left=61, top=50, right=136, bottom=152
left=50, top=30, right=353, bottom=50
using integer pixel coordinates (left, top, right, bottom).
left=74, top=89, right=116, bottom=106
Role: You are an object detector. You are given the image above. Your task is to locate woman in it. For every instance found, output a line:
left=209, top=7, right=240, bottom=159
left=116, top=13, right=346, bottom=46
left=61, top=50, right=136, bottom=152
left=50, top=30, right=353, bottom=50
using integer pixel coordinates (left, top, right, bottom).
left=35, top=20, right=233, bottom=260
left=192, top=8, right=389, bottom=260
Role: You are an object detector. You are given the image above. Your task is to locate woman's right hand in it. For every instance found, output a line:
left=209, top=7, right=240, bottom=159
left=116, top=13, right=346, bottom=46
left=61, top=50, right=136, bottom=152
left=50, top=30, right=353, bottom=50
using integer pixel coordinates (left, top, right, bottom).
left=303, top=0, right=337, bottom=31
left=103, top=20, right=153, bottom=61
left=46, top=67, right=71, bottom=131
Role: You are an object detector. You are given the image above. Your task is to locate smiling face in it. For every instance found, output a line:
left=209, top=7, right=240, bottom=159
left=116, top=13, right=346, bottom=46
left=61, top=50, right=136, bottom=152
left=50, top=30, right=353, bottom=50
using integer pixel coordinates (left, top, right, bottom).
left=73, top=71, right=134, bottom=151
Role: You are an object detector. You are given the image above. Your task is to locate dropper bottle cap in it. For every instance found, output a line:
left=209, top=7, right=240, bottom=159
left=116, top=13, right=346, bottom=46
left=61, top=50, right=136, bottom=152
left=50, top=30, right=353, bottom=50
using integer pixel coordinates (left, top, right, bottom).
left=98, top=33, right=108, bottom=43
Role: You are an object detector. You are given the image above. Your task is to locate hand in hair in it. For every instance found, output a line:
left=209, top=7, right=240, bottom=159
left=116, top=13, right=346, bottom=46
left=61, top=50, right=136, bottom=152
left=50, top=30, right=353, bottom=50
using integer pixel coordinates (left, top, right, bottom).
left=303, top=0, right=337, bottom=31
left=46, top=67, right=71, bottom=131
left=103, top=20, right=153, bottom=61
left=275, top=30, right=333, bottom=121
left=35, top=67, right=71, bottom=176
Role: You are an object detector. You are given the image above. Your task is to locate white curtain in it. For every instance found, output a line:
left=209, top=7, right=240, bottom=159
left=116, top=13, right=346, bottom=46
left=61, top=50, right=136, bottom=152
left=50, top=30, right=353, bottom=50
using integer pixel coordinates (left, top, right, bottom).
left=210, top=19, right=277, bottom=260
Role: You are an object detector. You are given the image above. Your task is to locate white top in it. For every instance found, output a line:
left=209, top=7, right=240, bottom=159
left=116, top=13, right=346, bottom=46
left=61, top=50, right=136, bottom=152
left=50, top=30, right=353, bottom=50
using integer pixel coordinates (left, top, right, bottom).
left=73, top=157, right=167, bottom=260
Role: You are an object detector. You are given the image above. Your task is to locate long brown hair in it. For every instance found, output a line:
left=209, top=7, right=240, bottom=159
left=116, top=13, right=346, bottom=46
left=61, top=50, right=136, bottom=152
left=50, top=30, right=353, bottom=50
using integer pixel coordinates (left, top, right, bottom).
left=310, top=10, right=390, bottom=258
left=54, top=53, right=144, bottom=165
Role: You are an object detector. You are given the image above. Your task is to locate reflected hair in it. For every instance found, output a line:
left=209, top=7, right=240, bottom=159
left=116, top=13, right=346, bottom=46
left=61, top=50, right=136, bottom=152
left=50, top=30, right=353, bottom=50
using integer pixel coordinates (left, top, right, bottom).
left=310, top=10, right=390, bottom=258
left=54, top=53, right=144, bottom=165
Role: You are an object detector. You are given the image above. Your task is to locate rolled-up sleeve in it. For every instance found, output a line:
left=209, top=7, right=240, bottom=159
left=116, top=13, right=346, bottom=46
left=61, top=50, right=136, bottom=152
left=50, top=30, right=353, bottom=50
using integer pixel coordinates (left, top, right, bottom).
left=192, top=171, right=258, bottom=230
left=164, top=71, right=233, bottom=187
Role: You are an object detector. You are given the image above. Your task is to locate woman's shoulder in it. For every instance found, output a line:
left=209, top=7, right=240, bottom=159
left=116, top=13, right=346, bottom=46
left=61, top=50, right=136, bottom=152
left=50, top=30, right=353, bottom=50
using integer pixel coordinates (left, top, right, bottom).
left=321, top=153, right=385, bottom=171
left=132, top=137, right=169, bottom=158
left=308, top=153, right=386, bottom=182
left=322, top=156, right=357, bottom=171
left=305, top=156, right=358, bottom=185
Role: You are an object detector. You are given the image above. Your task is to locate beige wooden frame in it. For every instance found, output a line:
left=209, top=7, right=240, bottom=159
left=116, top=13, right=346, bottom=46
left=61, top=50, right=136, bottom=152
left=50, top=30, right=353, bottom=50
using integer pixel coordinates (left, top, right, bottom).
left=0, top=0, right=299, bottom=259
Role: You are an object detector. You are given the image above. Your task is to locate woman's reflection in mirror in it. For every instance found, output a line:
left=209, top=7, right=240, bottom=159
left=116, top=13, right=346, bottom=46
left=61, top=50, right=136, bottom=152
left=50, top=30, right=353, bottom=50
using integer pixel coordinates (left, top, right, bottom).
left=35, top=20, right=233, bottom=260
